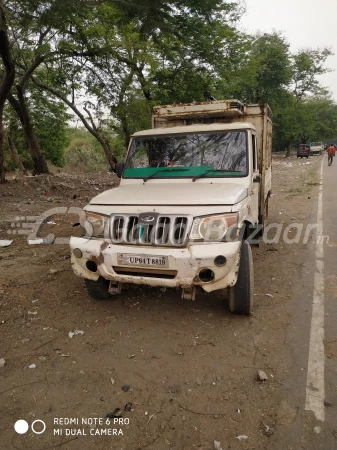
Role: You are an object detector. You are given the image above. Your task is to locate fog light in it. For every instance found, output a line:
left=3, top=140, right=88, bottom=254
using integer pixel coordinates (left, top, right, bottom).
left=86, top=260, right=97, bottom=272
left=214, top=255, right=227, bottom=266
left=199, top=269, right=215, bottom=282
left=73, top=248, right=82, bottom=258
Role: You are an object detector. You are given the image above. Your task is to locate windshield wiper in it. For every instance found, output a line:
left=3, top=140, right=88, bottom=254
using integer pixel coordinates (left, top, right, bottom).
left=143, top=167, right=189, bottom=182
left=192, top=169, right=237, bottom=182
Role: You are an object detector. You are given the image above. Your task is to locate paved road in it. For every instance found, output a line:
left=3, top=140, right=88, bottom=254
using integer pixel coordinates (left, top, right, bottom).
left=276, top=155, right=337, bottom=449
left=314, top=155, right=337, bottom=447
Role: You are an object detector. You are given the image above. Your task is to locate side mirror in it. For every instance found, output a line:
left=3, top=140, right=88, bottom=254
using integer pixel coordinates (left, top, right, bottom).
left=116, top=162, right=125, bottom=178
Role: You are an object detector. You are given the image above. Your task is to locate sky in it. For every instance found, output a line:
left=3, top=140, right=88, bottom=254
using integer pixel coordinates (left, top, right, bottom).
left=239, top=0, right=337, bottom=100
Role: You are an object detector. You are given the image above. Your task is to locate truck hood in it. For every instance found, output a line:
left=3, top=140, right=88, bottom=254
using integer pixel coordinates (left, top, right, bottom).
left=89, top=183, right=248, bottom=206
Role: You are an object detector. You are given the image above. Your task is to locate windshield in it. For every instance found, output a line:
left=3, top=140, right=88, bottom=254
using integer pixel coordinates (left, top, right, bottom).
left=124, top=130, right=248, bottom=179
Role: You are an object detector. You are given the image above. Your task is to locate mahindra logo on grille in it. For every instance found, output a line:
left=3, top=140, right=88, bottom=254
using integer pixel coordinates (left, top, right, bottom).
left=141, top=215, right=155, bottom=222
left=139, top=213, right=159, bottom=224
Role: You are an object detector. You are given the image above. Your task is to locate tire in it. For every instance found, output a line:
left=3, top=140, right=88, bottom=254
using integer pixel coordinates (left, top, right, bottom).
left=228, top=241, right=254, bottom=315
left=84, top=277, right=113, bottom=300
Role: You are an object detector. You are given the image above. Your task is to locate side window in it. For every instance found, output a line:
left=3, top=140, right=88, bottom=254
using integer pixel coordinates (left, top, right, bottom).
left=252, top=134, right=258, bottom=171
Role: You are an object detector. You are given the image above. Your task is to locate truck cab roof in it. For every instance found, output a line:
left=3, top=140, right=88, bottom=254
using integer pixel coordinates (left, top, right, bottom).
left=131, top=122, right=256, bottom=137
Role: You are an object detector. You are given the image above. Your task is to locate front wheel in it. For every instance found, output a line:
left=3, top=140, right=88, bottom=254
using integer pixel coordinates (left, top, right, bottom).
left=228, top=241, right=254, bottom=315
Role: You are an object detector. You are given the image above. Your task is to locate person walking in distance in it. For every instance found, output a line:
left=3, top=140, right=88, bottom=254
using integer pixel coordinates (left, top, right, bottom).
left=327, top=144, right=336, bottom=166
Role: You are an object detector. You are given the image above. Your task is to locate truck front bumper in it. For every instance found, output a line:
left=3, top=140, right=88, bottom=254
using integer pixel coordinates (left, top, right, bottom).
left=69, top=237, right=241, bottom=293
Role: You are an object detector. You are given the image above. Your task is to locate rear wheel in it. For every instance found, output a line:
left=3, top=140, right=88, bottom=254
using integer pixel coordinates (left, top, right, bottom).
left=84, top=277, right=114, bottom=300
left=228, top=241, right=254, bottom=315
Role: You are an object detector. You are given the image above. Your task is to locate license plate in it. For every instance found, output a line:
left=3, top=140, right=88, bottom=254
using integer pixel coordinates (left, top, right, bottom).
left=117, top=253, right=168, bottom=268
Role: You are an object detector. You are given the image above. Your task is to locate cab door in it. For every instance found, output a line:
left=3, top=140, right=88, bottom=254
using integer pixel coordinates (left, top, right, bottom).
left=250, top=133, right=259, bottom=225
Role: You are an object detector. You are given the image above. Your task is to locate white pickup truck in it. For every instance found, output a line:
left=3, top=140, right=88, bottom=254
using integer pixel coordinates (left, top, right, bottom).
left=310, top=142, right=323, bottom=156
left=70, top=99, right=272, bottom=315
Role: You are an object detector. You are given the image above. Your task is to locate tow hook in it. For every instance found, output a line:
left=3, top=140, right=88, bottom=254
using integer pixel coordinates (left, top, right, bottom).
left=109, top=282, right=122, bottom=295
left=182, top=287, right=197, bottom=301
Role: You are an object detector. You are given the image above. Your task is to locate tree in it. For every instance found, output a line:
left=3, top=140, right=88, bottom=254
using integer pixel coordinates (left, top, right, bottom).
left=4, top=128, right=28, bottom=175
left=3, top=0, right=101, bottom=173
left=28, top=88, right=70, bottom=166
left=296, top=96, right=337, bottom=143
left=5, top=1, right=51, bottom=174
left=279, top=48, right=334, bottom=153
left=0, top=0, right=15, bottom=183
left=228, top=33, right=336, bottom=154
left=228, top=32, right=292, bottom=105
left=27, top=0, right=245, bottom=160
left=292, top=48, right=333, bottom=100
left=33, top=78, right=118, bottom=170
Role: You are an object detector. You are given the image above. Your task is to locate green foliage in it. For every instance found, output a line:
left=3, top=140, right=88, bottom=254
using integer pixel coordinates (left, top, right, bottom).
left=292, top=48, right=333, bottom=99
left=110, top=92, right=152, bottom=143
left=64, top=127, right=126, bottom=170
left=3, top=87, right=70, bottom=168
left=5, top=92, right=70, bottom=167
left=227, top=32, right=292, bottom=105
left=30, top=90, right=70, bottom=166
left=271, top=46, right=335, bottom=149
left=149, top=5, right=245, bottom=104
left=2, top=0, right=337, bottom=165
left=271, top=90, right=297, bottom=151
left=272, top=94, right=337, bottom=150
left=225, top=32, right=336, bottom=151
left=296, top=97, right=337, bottom=143
left=65, top=133, right=106, bottom=171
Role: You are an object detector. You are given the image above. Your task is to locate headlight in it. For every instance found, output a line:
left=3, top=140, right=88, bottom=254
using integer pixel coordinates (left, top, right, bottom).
left=81, top=211, right=109, bottom=238
left=190, top=213, right=238, bottom=242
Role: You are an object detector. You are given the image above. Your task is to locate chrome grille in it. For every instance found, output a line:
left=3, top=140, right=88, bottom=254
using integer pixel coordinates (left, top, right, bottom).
left=110, top=214, right=192, bottom=247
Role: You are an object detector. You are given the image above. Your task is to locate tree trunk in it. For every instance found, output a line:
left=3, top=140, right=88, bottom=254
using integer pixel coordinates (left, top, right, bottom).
left=285, top=145, right=291, bottom=158
left=0, top=0, right=16, bottom=183
left=5, top=130, right=28, bottom=175
left=0, top=112, right=5, bottom=183
left=16, top=85, right=49, bottom=174
left=121, top=117, right=131, bottom=149
left=118, top=70, right=133, bottom=149
left=7, top=91, right=49, bottom=174
left=96, top=132, right=117, bottom=170
left=23, top=124, right=49, bottom=174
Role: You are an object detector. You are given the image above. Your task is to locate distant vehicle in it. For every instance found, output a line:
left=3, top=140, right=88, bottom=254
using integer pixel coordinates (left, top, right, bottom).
left=310, top=142, right=323, bottom=155
left=297, top=144, right=310, bottom=158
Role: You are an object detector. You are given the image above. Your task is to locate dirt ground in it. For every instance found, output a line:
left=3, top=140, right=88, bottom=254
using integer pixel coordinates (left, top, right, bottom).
left=0, top=154, right=324, bottom=450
